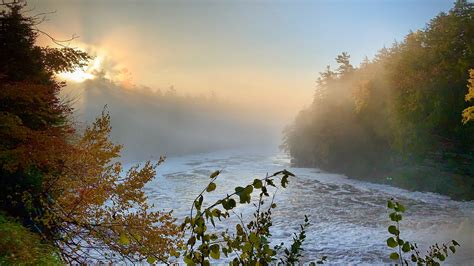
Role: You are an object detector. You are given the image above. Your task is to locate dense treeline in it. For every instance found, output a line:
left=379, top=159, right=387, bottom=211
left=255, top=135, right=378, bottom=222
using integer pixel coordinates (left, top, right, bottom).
left=283, top=0, right=474, bottom=200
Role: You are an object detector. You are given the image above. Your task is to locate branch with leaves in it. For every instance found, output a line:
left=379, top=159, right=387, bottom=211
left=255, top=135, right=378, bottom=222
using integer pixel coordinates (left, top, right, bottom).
left=179, top=169, right=325, bottom=265
left=386, top=199, right=460, bottom=265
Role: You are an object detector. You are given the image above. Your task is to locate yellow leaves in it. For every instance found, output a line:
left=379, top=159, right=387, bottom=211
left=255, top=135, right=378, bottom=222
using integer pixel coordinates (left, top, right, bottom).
left=119, top=233, right=130, bottom=245
left=466, top=69, right=474, bottom=102
left=146, top=256, right=157, bottom=264
left=462, top=69, right=474, bottom=124
left=42, top=111, right=182, bottom=262
left=462, top=106, right=474, bottom=124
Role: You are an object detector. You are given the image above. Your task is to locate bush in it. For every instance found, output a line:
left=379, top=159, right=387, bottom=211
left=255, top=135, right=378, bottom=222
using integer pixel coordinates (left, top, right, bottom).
left=0, top=213, right=61, bottom=265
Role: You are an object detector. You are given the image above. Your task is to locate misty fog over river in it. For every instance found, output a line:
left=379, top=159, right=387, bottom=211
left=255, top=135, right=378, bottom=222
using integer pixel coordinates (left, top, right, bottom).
left=135, top=148, right=474, bottom=264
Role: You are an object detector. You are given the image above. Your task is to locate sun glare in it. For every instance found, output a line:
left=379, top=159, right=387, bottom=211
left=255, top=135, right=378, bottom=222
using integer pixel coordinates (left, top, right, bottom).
left=58, top=56, right=103, bottom=83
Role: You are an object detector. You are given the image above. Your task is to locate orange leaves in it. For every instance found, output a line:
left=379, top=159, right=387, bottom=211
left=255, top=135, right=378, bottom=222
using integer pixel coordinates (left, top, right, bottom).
left=43, top=111, right=182, bottom=263
left=0, top=80, right=73, bottom=174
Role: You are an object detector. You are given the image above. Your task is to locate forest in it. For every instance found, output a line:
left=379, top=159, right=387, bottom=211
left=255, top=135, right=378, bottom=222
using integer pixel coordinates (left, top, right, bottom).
left=283, top=0, right=474, bottom=200
left=0, top=0, right=471, bottom=265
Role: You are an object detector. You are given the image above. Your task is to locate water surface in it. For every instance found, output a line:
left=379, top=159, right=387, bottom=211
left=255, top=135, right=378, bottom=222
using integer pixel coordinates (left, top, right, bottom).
left=140, top=149, right=474, bottom=264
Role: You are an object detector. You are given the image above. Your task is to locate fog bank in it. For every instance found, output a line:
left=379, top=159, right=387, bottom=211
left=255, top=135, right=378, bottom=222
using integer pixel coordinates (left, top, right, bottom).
left=62, top=78, right=287, bottom=163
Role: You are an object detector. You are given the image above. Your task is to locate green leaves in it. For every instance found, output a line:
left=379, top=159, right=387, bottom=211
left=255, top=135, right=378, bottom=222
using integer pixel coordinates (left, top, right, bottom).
left=387, top=199, right=405, bottom=262
left=194, top=195, right=203, bottom=210
left=248, top=232, right=259, bottom=244
left=389, top=212, right=402, bottom=222
left=210, top=170, right=220, bottom=179
left=209, top=244, right=220, bottom=259
left=206, top=182, right=216, bottom=192
left=449, top=246, right=456, bottom=253
left=394, top=203, right=405, bottom=213
left=388, top=225, right=399, bottom=235
left=253, top=179, right=263, bottom=189
left=281, top=175, right=289, bottom=188
left=235, top=185, right=253, bottom=204
left=181, top=169, right=308, bottom=265
left=387, top=200, right=395, bottom=209
left=387, top=237, right=398, bottom=248
left=389, top=252, right=399, bottom=260
left=401, top=242, right=410, bottom=253
left=386, top=199, right=460, bottom=265
left=221, top=198, right=236, bottom=210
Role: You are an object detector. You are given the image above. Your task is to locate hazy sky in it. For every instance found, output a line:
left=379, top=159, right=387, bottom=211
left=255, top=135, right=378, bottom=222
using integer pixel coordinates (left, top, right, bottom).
left=33, top=0, right=453, bottom=117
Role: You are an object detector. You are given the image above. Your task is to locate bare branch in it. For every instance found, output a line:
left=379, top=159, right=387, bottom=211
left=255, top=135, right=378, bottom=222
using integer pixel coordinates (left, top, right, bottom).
left=34, top=27, right=79, bottom=48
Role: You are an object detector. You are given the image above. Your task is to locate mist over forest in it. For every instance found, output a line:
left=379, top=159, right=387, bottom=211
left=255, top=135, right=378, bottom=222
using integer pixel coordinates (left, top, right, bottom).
left=62, top=77, right=284, bottom=162
left=283, top=3, right=474, bottom=200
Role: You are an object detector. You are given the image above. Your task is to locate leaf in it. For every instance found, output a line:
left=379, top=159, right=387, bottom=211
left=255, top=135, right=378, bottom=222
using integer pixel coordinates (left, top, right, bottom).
left=210, top=244, right=220, bottom=259
left=210, top=170, right=220, bottom=179
left=249, top=232, right=258, bottom=244
left=195, top=195, right=203, bottom=210
left=452, top=240, right=460, bottom=246
left=147, top=256, right=156, bottom=264
left=387, top=200, right=395, bottom=209
left=228, top=198, right=236, bottom=209
left=266, top=179, right=276, bottom=187
left=206, top=182, right=216, bottom=192
left=210, top=244, right=220, bottom=253
left=387, top=237, right=398, bottom=248
left=389, top=252, right=400, bottom=260
left=281, top=175, right=289, bottom=188
left=183, top=255, right=196, bottom=266
left=449, top=246, right=456, bottom=253
left=211, top=208, right=221, bottom=217
left=210, top=250, right=220, bottom=260
left=236, top=224, right=244, bottom=235
left=395, top=202, right=405, bottom=213
left=388, top=225, right=399, bottom=235
left=253, top=179, right=263, bottom=189
left=438, top=254, right=445, bottom=261
left=187, top=236, right=196, bottom=246
left=402, top=242, right=410, bottom=252
left=242, top=242, right=252, bottom=252
left=118, top=233, right=130, bottom=245
left=282, top=169, right=295, bottom=177
left=243, top=185, right=253, bottom=195
left=389, top=212, right=402, bottom=222
left=235, top=187, right=245, bottom=195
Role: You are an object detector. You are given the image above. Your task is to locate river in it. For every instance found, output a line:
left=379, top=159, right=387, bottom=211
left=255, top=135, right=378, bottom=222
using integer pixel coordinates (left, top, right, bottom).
left=140, top=148, right=474, bottom=265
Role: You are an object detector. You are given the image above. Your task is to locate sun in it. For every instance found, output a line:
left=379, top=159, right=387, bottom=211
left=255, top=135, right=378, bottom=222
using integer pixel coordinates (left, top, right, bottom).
left=57, top=56, right=103, bottom=83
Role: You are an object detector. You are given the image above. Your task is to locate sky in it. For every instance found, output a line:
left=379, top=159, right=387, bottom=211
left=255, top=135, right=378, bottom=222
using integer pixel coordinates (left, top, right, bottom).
left=32, top=0, right=454, bottom=119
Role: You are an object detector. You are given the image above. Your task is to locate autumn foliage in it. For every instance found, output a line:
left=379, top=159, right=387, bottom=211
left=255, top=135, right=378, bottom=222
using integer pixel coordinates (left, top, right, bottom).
left=462, top=69, right=474, bottom=124
left=41, top=112, right=182, bottom=263
left=0, top=2, right=181, bottom=263
left=283, top=1, right=474, bottom=199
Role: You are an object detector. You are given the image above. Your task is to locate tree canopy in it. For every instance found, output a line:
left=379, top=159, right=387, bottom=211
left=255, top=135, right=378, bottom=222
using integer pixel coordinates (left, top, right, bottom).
left=283, top=0, right=474, bottom=199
